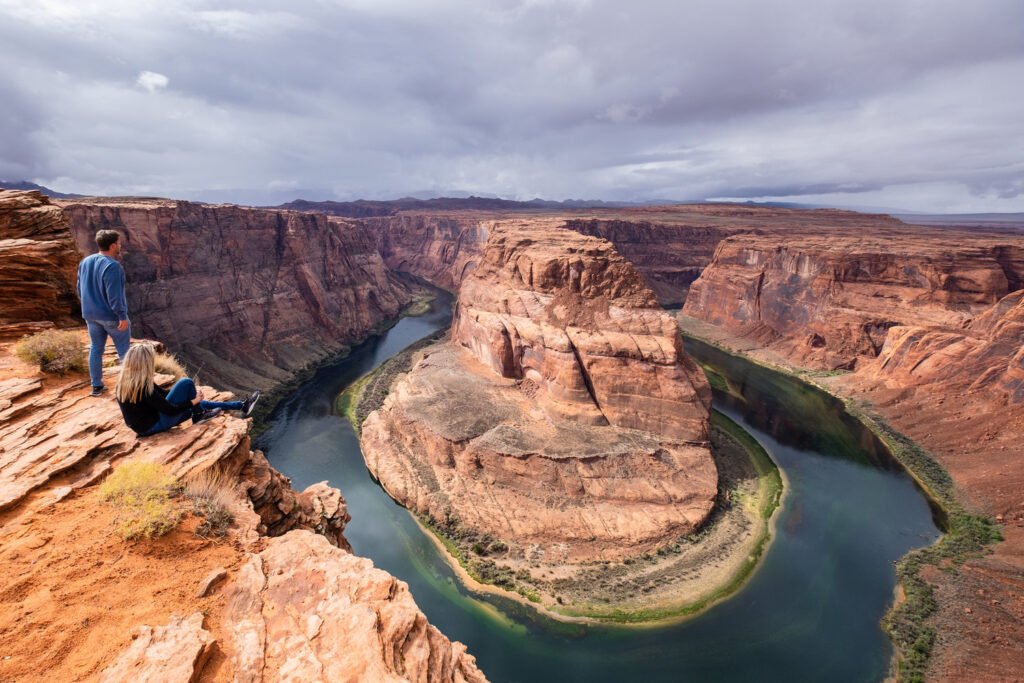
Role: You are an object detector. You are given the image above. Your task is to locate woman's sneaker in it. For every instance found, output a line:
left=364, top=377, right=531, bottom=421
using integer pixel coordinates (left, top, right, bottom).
left=192, top=408, right=223, bottom=425
left=242, top=390, right=261, bottom=417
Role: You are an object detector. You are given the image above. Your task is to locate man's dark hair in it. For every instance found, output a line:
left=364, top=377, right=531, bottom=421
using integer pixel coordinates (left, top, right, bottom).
left=95, top=230, right=120, bottom=251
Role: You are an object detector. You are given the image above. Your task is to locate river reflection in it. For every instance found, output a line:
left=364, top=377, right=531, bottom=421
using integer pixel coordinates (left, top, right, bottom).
left=259, top=295, right=940, bottom=683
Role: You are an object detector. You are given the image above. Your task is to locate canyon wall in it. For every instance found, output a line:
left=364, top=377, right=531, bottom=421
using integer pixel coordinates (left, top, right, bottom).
left=0, top=190, right=80, bottom=338
left=676, top=218, right=1024, bottom=682
left=364, top=213, right=490, bottom=290
left=60, top=199, right=412, bottom=393
left=864, top=288, right=1024, bottom=405
left=683, top=230, right=1024, bottom=370
left=564, top=219, right=734, bottom=306
left=361, top=221, right=716, bottom=564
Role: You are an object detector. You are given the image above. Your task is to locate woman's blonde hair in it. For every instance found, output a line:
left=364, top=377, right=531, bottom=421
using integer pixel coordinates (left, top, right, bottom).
left=116, top=344, right=156, bottom=403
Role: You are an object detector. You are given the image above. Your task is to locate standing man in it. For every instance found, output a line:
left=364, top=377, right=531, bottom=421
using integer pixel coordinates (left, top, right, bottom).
left=77, top=229, right=131, bottom=396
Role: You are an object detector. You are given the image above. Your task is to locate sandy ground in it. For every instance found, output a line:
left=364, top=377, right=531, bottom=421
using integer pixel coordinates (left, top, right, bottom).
left=0, top=482, right=246, bottom=682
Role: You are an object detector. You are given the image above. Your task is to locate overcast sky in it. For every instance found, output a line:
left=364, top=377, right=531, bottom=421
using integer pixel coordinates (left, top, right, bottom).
left=1, top=0, right=1023, bottom=211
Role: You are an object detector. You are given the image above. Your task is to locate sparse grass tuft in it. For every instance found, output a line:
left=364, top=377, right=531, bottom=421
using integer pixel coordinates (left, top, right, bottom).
left=181, top=469, right=239, bottom=539
left=153, top=352, right=187, bottom=380
left=14, top=330, right=87, bottom=375
left=100, top=462, right=181, bottom=540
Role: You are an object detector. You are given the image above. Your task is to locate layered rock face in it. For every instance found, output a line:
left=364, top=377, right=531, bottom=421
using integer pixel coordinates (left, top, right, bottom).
left=564, top=219, right=733, bottom=306
left=453, top=223, right=711, bottom=439
left=0, top=190, right=80, bottom=338
left=684, top=230, right=1024, bottom=370
left=60, top=199, right=411, bottom=392
left=226, top=531, right=485, bottom=683
left=563, top=205, right=909, bottom=308
left=865, top=288, right=1024, bottom=405
left=362, top=222, right=716, bottom=563
left=365, top=213, right=490, bottom=290
left=676, top=213, right=1024, bottom=682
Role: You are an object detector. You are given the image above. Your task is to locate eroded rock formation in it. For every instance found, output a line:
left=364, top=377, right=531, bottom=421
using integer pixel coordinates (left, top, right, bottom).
left=564, top=219, right=733, bottom=306
left=226, top=531, right=485, bottom=683
left=361, top=222, right=716, bottom=564
left=0, top=190, right=80, bottom=338
left=366, top=213, right=490, bottom=290
left=0, top=334, right=483, bottom=681
left=684, top=230, right=1024, bottom=370
left=674, top=213, right=1024, bottom=682
left=865, top=288, right=1024, bottom=404
left=59, top=198, right=412, bottom=393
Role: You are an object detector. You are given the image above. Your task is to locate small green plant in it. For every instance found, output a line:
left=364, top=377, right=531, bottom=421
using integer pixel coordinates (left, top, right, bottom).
left=100, top=462, right=181, bottom=540
left=182, top=469, right=239, bottom=539
left=14, top=329, right=87, bottom=375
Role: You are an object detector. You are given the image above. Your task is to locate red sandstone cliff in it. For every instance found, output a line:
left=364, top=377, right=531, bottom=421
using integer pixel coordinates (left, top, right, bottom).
left=361, top=221, right=716, bottom=566
left=564, top=219, right=734, bottom=306
left=673, top=214, right=1024, bottom=681
left=0, top=190, right=80, bottom=338
left=364, top=213, right=490, bottom=290
left=683, top=229, right=1024, bottom=370
left=59, top=198, right=412, bottom=393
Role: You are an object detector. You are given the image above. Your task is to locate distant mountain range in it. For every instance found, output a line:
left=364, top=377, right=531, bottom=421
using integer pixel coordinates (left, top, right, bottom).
left=0, top=180, right=85, bottom=199
left=4, top=179, right=1023, bottom=227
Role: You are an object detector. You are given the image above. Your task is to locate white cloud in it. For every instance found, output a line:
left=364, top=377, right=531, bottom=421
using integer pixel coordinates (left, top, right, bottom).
left=135, top=70, right=168, bottom=93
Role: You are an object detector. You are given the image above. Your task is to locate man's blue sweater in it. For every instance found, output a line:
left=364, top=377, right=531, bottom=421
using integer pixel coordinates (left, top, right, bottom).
left=77, top=253, right=129, bottom=321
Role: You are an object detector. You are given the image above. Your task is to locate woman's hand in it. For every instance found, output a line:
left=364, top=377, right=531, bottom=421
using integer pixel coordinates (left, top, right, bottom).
left=192, top=388, right=205, bottom=405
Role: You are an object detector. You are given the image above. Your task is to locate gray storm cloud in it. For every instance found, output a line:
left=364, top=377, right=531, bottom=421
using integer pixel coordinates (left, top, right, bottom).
left=0, top=0, right=1022, bottom=211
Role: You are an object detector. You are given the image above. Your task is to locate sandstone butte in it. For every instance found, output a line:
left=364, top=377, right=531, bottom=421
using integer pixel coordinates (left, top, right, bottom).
left=0, top=189, right=487, bottom=683
left=361, top=220, right=717, bottom=566
left=4, top=184, right=1024, bottom=680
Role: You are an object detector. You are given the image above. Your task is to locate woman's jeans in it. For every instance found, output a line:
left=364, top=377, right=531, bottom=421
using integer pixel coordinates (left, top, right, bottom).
left=87, top=319, right=131, bottom=389
left=140, top=378, right=243, bottom=436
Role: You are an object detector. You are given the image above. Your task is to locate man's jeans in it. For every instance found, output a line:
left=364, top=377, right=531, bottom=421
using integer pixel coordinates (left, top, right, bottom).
left=139, top=378, right=244, bottom=437
left=86, top=319, right=131, bottom=389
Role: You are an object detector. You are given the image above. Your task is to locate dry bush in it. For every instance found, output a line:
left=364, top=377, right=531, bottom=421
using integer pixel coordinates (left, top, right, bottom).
left=182, top=468, right=240, bottom=539
left=14, top=330, right=87, bottom=375
left=100, top=462, right=181, bottom=540
left=153, top=351, right=187, bottom=380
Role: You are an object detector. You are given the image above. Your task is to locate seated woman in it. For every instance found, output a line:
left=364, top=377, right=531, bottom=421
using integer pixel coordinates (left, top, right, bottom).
left=115, top=344, right=260, bottom=437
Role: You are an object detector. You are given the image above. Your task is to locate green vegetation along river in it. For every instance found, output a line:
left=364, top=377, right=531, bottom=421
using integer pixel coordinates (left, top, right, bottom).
left=257, top=292, right=940, bottom=682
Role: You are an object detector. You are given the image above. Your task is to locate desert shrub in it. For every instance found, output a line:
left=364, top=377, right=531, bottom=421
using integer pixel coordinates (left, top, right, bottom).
left=182, top=469, right=239, bottom=539
left=153, top=352, right=187, bottom=380
left=14, top=330, right=87, bottom=375
left=100, top=462, right=181, bottom=540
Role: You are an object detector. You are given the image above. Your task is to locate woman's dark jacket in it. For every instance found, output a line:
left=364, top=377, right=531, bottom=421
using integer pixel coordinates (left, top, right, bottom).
left=117, top=386, right=191, bottom=435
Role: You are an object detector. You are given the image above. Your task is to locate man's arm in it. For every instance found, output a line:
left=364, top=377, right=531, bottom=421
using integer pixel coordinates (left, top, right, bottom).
left=102, top=262, right=130, bottom=327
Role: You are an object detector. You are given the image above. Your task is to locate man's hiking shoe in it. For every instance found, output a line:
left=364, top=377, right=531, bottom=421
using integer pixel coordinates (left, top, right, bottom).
left=192, top=408, right=223, bottom=425
left=90, top=386, right=107, bottom=397
left=242, top=390, right=261, bottom=418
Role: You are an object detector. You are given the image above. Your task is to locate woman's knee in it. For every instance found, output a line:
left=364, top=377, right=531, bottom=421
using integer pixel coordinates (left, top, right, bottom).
left=167, top=377, right=196, bottom=403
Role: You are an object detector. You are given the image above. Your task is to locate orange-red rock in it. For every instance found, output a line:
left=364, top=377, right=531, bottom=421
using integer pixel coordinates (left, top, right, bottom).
left=59, top=198, right=412, bottom=393
left=0, top=190, right=79, bottom=337
left=225, top=531, right=486, bottom=683
left=361, top=222, right=715, bottom=564
left=669, top=209, right=1024, bottom=682
left=684, top=229, right=1024, bottom=370
left=0, top=334, right=483, bottom=682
